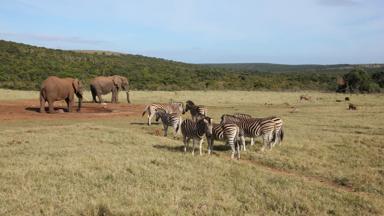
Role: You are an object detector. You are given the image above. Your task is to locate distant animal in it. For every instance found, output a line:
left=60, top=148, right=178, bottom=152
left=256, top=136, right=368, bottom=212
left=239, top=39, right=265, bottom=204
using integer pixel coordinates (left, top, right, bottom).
left=348, top=103, right=357, bottom=110
left=300, top=95, right=311, bottom=101
left=207, top=123, right=242, bottom=159
left=178, top=116, right=213, bottom=156
left=336, top=99, right=342, bottom=102
left=185, top=100, right=208, bottom=121
left=220, top=114, right=280, bottom=151
left=90, top=75, right=130, bottom=104
left=40, top=76, right=83, bottom=113
left=345, top=97, right=350, bottom=101
left=142, top=102, right=185, bottom=126
left=155, top=109, right=182, bottom=137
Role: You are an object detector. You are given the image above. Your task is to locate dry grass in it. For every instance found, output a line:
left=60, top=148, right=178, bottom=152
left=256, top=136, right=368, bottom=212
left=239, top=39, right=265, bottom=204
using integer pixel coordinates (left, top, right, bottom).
left=0, top=89, right=383, bottom=215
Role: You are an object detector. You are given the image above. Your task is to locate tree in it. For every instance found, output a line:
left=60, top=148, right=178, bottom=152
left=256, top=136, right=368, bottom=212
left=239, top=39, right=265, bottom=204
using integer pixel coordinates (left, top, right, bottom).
left=372, top=71, right=384, bottom=88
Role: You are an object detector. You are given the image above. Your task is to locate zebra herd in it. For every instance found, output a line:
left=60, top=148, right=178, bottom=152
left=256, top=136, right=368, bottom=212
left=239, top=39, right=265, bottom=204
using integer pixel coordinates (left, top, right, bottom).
left=142, top=100, right=284, bottom=159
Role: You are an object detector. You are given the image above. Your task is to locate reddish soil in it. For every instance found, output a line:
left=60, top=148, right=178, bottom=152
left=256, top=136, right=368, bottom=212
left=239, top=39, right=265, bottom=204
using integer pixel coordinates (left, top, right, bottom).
left=0, top=99, right=145, bottom=121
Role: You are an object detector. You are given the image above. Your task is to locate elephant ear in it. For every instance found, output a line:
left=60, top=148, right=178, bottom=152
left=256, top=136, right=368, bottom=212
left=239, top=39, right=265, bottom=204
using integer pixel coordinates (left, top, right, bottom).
left=72, top=79, right=80, bottom=93
left=112, top=76, right=122, bottom=89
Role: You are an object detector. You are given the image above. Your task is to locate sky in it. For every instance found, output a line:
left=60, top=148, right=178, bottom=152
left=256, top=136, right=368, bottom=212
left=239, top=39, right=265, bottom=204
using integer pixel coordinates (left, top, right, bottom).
left=0, top=0, right=383, bottom=64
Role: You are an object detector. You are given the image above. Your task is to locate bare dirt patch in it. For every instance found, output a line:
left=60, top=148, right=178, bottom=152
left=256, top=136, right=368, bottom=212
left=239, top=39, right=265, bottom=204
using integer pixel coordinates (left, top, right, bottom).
left=0, top=99, right=145, bottom=121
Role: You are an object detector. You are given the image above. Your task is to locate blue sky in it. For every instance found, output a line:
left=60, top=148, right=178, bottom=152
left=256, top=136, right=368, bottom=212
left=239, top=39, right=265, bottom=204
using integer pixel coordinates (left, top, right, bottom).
left=0, top=0, right=383, bottom=64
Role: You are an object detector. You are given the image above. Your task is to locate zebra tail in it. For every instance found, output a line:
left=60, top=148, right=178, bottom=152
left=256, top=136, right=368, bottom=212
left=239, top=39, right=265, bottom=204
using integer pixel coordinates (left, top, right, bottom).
left=142, top=105, right=149, bottom=117
left=280, top=126, right=284, bottom=142
left=271, top=125, right=277, bottom=143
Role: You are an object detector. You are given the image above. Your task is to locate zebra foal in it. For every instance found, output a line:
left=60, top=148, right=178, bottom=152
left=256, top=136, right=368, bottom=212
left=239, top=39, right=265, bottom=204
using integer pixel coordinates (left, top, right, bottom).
left=207, top=123, right=242, bottom=159
left=155, top=109, right=182, bottom=137
left=178, top=116, right=213, bottom=156
left=142, top=102, right=184, bottom=125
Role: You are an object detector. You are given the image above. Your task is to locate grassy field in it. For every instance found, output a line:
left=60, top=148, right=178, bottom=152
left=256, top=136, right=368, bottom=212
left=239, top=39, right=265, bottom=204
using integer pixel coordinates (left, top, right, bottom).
left=0, top=89, right=383, bottom=215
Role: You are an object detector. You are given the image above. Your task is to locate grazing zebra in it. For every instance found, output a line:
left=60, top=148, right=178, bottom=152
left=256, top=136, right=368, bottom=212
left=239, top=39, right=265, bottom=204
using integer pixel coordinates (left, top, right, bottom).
left=178, top=117, right=213, bottom=156
left=185, top=100, right=208, bottom=121
left=155, top=109, right=182, bottom=137
left=207, top=123, right=242, bottom=159
left=220, top=114, right=277, bottom=151
left=142, top=102, right=184, bottom=126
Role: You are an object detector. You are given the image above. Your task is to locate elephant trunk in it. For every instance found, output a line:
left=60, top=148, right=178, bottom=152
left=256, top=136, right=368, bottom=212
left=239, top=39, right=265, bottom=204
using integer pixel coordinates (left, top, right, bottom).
left=126, top=91, right=131, bottom=103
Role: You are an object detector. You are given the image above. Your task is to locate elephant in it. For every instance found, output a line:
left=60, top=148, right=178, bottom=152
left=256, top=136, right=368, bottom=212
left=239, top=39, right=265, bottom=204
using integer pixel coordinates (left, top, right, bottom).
left=40, top=76, right=83, bottom=113
left=90, top=75, right=131, bottom=103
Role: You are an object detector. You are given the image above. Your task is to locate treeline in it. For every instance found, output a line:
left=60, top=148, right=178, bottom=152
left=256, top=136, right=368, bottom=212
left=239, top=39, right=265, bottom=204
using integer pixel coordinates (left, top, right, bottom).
left=0, top=39, right=383, bottom=92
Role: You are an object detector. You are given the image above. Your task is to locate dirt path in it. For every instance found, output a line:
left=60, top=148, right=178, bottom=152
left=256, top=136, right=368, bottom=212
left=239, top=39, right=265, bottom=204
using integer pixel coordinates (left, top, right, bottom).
left=0, top=99, right=145, bottom=121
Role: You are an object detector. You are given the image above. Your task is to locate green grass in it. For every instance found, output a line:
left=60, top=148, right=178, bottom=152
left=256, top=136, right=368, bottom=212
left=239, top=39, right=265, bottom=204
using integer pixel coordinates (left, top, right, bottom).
left=0, top=89, right=383, bottom=215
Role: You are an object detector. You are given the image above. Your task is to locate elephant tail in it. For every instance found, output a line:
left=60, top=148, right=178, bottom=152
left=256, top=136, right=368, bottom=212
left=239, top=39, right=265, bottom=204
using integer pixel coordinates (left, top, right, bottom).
left=40, top=87, right=46, bottom=100
left=142, top=105, right=149, bottom=117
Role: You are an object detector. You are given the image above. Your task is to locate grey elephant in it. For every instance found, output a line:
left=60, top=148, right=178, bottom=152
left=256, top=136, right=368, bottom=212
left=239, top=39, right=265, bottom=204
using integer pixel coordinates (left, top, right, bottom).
left=90, top=75, right=131, bottom=103
left=40, top=76, right=83, bottom=113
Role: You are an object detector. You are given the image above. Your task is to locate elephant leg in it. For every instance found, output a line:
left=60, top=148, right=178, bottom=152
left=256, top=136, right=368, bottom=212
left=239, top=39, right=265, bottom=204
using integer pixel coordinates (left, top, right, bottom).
left=111, top=91, right=115, bottom=103
left=66, top=98, right=72, bottom=112
left=40, top=97, right=46, bottom=113
left=115, top=91, right=119, bottom=103
left=97, top=93, right=103, bottom=104
left=48, top=100, right=55, bottom=113
left=91, top=90, right=97, bottom=103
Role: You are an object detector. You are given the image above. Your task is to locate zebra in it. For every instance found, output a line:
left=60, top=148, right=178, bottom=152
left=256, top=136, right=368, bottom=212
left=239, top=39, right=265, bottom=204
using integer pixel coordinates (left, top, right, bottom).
left=220, top=114, right=278, bottom=151
left=230, top=114, right=284, bottom=147
left=207, top=123, right=242, bottom=159
left=142, top=102, right=184, bottom=126
left=185, top=100, right=208, bottom=121
left=177, top=116, right=213, bottom=156
left=154, top=109, right=182, bottom=138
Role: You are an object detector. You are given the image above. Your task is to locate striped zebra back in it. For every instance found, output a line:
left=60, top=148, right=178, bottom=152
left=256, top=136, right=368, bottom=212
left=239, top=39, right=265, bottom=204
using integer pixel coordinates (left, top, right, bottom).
left=155, top=109, right=182, bottom=127
left=180, top=117, right=213, bottom=139
left=221, top=114, right=275, bottom=137
left=233, top=113, right=252, bottom=119
left=212, top=123, right=239, bottom=141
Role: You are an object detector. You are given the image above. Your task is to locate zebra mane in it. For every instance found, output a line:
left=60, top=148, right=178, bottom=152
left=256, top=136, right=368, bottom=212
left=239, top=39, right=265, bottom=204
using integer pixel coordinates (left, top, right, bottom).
left=186, top=100, right=195, bottom=106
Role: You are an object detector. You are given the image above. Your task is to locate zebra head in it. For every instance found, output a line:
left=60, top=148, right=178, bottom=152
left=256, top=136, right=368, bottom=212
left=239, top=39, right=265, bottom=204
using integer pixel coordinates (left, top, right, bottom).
left=197, top=116, right=213, bottom=137
left=155, top=108, right=166, bottom=122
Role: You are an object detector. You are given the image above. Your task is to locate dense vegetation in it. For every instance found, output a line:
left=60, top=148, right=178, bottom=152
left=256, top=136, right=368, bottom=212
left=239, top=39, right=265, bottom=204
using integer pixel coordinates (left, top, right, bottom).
left=1, top=39, right=383, bottom=91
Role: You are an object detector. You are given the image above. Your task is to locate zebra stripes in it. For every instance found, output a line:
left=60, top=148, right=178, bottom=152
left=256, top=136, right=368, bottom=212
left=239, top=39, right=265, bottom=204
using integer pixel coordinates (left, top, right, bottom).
left=221, top=114, right=278, bottom=151
left=155, top=109, right=182, bottom=137
left=207, top=123, right=241, bottom=159
left=185, top=100, right=208, bottom=121
left=178, top=117, right=213, bottom=156
left=142, top=102, right=184, bottom=125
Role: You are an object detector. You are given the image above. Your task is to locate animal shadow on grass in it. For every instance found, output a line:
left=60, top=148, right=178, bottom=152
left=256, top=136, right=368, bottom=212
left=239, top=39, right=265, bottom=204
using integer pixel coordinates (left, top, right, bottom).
left=25, top=107, right=67, bottom=113
left=153, top=143, right=231, bottom=154
left=130, top=122, right=160, bottom=125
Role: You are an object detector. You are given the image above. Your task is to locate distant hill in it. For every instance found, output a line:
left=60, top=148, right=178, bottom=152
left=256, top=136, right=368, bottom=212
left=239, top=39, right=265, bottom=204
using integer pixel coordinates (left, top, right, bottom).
left=0, top=39, right=383, bottom=91
left=203, top=63, right=383, bottom=73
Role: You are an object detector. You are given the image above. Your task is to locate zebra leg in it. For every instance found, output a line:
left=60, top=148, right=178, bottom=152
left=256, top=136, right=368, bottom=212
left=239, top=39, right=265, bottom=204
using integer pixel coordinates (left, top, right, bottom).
left=251, top=137, right=255, bottom=146
left=199, top=138, right=204, bottom=156
left=260, top=134, right=269, bottom=152
left=208, top=138, right=214, bottom=155
left=229, top=140, right=236, bottom=159
left=236, top=140, right=241, bottom=159
left=192, top=138, right=196, bottom=156
left=163, top=125, right=168, bottom=137
left=241, top=135, right=246, bottom=151
left=148, top=112, right=154, bottom=126
left=183, top=137, right=190, bottom=153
